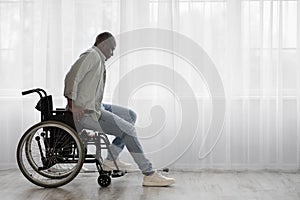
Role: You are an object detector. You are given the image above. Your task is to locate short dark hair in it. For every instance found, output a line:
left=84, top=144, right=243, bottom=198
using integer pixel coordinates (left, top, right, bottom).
left=94, top=32, right=115, bottom=46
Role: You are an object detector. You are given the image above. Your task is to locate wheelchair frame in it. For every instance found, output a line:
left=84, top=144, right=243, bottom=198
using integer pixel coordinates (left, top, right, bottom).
left=16, top=88, right=125, bottom=188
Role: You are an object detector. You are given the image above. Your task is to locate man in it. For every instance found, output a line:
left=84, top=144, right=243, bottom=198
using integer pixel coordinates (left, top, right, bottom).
left=64, top=32, right=175, bottom=186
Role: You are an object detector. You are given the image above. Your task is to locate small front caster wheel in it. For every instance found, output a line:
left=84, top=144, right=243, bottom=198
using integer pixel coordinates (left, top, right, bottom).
left=97, top=174, right=111, bottom=187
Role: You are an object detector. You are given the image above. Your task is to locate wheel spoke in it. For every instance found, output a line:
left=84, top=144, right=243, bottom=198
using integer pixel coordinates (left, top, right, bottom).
left=16, top=121, right=84, bottom=188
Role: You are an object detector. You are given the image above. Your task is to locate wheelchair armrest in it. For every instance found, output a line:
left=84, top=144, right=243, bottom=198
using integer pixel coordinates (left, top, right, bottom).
left=56, top=108, right=67, bottom=111
left=51, top=109, right=71, bottom=116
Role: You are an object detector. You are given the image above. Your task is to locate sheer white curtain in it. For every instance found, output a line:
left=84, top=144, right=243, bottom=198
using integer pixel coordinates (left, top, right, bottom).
left=0, top=0, right=299, bottom=170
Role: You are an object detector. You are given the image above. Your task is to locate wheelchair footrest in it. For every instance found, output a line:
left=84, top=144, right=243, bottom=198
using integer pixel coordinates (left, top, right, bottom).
left=111, top=170, right=126, bottom=178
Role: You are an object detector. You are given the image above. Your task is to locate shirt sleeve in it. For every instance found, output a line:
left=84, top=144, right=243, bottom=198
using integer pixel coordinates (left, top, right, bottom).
left=64, top=51, right=97, bottom=102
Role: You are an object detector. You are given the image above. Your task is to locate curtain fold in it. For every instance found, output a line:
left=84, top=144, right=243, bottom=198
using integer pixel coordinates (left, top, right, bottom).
left=0, top=0, right=299, bottom=170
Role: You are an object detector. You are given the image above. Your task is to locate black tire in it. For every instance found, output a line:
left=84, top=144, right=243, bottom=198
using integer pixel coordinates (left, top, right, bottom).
left=16, top=121, right=85, bottom=188
left=97, top=174, right=111, bottom=187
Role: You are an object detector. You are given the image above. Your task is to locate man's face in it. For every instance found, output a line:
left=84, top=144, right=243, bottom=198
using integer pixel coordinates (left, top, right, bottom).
left=102, top=38, right=116, bottom=61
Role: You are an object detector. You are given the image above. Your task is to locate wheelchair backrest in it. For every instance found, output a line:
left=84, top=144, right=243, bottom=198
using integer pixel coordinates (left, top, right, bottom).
left=35, top=95, right=53, bottom=120
left=22, top=88, right=79, bottom=131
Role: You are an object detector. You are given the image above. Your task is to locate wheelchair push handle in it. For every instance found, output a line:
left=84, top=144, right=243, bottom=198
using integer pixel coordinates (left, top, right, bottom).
left=22, top=88, right=47, bottom=98
left=22, top=89, right=38, bottom=96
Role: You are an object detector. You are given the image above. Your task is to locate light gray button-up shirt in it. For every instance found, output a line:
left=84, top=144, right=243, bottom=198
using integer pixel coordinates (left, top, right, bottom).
left=64, top=46, right=106, bottom=121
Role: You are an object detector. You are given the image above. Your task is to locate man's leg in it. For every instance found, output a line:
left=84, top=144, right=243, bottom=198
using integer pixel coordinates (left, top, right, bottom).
left=102, top=103, right=137, bottom=161
left=79, top=110, right=176, bottom=186
left=102, top=103, right=137, bottom=124
left=79, top=110, right=153, bottom=175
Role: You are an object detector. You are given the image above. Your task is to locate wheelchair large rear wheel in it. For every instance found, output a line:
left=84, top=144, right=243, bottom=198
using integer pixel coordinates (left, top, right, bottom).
left=16, top=121, right=85, bottom=188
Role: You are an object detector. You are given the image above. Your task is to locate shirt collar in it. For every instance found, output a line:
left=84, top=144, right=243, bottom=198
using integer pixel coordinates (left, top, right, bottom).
left=93, top=46, right=106, bottom=62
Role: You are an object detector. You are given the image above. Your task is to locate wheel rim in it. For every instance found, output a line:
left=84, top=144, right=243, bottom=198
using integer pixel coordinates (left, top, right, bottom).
left=25, top=126, right=75, bottom=179
left=17, top=121, right=85, bottom=188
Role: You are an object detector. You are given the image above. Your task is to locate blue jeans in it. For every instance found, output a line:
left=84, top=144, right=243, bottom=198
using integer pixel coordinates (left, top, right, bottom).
left=79, top=104, right=153, bottom=175
left=102, top=103, right=135, bottom=160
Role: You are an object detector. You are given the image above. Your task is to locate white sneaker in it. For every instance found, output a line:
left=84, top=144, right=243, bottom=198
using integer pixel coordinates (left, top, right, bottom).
left=143, top=172, right=175, bottom=187
left=103, top=159, right=132, bottom=171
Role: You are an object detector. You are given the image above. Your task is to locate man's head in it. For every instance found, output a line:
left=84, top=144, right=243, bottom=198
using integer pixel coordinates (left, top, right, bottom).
left=94, top=32, right=116, bottom=61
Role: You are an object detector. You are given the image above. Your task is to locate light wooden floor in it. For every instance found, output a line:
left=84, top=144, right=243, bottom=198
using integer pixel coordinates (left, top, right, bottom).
left=1, top=169, right=300, bottom=200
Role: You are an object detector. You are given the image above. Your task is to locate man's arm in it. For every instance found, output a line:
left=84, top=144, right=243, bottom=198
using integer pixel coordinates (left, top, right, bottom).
left=67, top=97, right=85, bottom=121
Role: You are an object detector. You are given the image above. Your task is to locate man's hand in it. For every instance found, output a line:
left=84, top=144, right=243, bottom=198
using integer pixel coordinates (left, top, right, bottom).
left=67, top=98, right=85, bottom=121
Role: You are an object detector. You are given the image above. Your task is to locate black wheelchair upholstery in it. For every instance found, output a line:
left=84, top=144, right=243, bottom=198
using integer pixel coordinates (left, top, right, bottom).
left=35, top=94, right=77, bottom=130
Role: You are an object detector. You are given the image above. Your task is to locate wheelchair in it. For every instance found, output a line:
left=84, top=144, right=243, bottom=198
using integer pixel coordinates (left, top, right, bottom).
left=16, top=88, right=125, bottom=188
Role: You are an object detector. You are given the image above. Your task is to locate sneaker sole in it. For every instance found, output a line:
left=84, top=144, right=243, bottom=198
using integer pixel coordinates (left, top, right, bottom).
left=142, top=180, right=175, bottom=187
